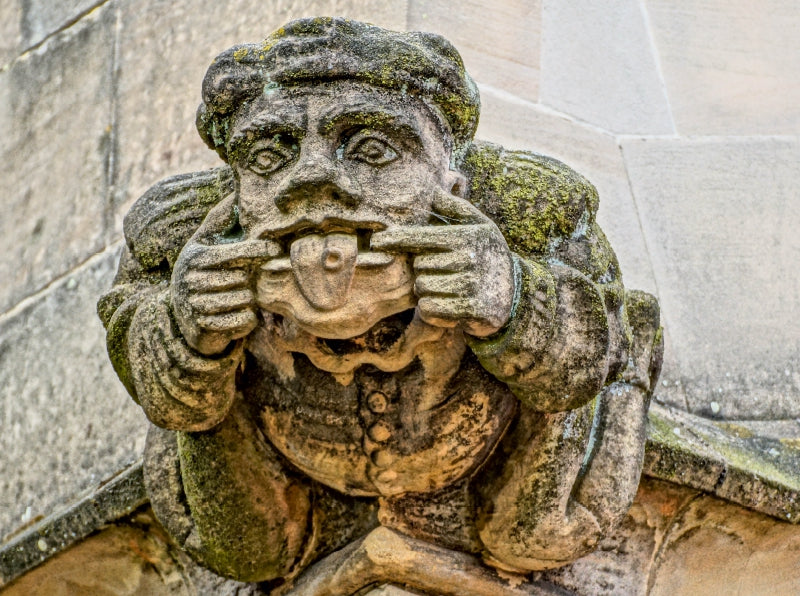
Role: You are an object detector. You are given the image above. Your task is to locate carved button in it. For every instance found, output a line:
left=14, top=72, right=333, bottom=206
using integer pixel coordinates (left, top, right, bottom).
left=371, top=449, right=394, bottom=468
left=375, top=469, right=398, bottom=483
left=366, top=391, right=388, bottom=413
left=367, top=421, right=392, bottom=442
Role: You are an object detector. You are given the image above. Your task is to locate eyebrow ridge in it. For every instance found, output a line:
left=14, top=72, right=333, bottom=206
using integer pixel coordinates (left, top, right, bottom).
left=230, top=111, right=306, bottom=146
left=319, top=104, right=422, bottom=138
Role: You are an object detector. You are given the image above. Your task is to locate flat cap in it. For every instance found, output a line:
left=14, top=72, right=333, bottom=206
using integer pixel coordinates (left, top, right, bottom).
left=197, top=17, right=480, bottom=160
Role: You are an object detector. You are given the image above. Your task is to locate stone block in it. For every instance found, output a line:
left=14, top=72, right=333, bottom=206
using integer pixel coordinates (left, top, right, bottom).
left=645, top=0, right=800, bottom=135
left=648, top=490, right=800, bottom=595
left=111, top=0, right=407, bottom=238
left=0, top=4, right=114, bottom=313
left=544, top=477, right=800, bottom=595
left=477, top=86, right=658, bottom=296
left=19, top=0, right=100, bottom=51
left=408, top=0, right=540, bottom=102
left=333, top=0, right=407, bottom=30
left=540, top=0, right=673, bottom=134
left=0, top=0, right=99, bottom=68
left=0, top=248, right=146, bottom=539
left=0, top=1, right=23, bottom=68
left=622, top=137, right=800, bottom=419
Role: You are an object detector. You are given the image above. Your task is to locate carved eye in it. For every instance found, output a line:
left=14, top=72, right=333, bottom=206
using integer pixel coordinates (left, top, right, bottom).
left=344, top=132, right=399, bottom=166
left=247, top=138, right=296, bottom=175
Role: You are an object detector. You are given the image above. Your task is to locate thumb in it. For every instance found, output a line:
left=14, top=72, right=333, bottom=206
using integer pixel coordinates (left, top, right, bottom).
left=193, top=193, right=239, bottom=244
left=429, top=186, right=489, bottom=226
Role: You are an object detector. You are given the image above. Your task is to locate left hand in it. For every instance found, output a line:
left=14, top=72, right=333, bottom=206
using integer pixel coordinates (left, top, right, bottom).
left=370, top=188, right=515, bottom=337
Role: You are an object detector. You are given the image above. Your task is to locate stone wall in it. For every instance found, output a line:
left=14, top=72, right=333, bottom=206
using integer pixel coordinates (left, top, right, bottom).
left=2, top=0, right=798, bottom=540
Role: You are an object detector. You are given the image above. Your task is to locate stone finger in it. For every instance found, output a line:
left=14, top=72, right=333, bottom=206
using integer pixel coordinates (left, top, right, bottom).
left=188, top=289, right=255, bottom=315
left=415, top=274, right=475, bottom=297
left=196, top=310, right=258, bottom=337
left=182, top=269, right=250, bottom=292
left=413, top=252, right=472, bottom=272
left=430, top=186, right=491, bottom=225
left=417, top=296, right=471, bottom=328
left=371, top=225, right=475, bottom=253
left=157, top=326, right=238, bottom=376
left=184, top=238, right=281, bottom=270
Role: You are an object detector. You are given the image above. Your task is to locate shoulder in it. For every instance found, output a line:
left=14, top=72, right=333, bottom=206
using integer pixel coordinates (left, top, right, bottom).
left=122, top=166, right=234, bottom=272
left=460, top=141, right=598, bottom=259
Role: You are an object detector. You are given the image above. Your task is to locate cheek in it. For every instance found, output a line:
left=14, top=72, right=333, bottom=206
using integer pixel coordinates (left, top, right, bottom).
left=235, top=172, right=280, bottom=228
left=355, top=162, right=438, bottom=222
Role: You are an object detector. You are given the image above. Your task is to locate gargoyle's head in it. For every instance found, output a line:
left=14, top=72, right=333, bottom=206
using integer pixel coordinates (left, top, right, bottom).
left=194, top=18, right=481, bottom=339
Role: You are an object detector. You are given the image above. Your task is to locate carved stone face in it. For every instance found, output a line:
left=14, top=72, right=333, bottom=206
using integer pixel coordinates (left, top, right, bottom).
left=227, top=81, right=459, bottom=339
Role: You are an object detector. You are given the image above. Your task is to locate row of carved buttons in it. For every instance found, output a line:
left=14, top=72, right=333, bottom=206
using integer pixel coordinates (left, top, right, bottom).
left=362, top=390, right=398, bottom=484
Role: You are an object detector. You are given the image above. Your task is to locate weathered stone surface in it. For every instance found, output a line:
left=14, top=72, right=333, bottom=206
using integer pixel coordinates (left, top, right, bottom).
left=541, top=478, right=694, bottom=595
left=0, top=1, right=23, bottom=68
left=408, top=0, right=540, bottom=102
left=647, top=493, right=800, bottom=595
left=0, top=3, right=114, bottom=313
left=367, top=587, right=419, bottom=596
left=100, top=17, right=662, bottom=589
left=543, top=476, right=800, bottom=595
left=111, top=0, right=407, bottom=237
left=644, top=404, right=800, bottom=524
left=0, top=249, right=146, bottom=538
left=18, top=0, right=101, bottom=51
left=3, top=522, right=184, bottom=596
left=645, top=0, right=800, bottom=135
left=622, top=137, right=800, bottom=418
left=0, top=0, right=101, bottom=68
left=5, top=453, right=798, bottom=594
left=0, top=462, right=146, bottom=586
left=477, top=87, right=659, bottom=297
left=540, top=0, right=673, bottom=134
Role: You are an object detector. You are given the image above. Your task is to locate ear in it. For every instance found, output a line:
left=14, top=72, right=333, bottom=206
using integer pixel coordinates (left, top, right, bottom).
left=445, top=171, right=468, bottom=198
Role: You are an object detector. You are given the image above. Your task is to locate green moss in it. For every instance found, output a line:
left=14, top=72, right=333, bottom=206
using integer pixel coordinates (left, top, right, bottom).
left=780, top=438, right=800, bottom=450
left=461, top=143, right=597, bottom=257
left=716, top=422, right=754, bottom=440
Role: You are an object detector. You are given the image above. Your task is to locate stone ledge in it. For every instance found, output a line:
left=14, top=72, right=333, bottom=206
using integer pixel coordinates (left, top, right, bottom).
left=644, top=403, right=800, bottom=524
left=2, top=406, right=798, bottom=588
left=0, top=461, right=147, bottom=586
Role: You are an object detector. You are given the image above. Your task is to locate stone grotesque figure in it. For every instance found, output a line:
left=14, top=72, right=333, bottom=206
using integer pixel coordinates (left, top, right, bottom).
left=99, top=18, right=662, bottom=593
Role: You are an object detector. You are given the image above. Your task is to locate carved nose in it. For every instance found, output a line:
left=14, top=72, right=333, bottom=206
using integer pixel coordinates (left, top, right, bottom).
left=274, top=154, right=361, bottom=212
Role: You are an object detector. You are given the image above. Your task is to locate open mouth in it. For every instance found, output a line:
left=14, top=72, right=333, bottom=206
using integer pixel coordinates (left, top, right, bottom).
left=263, top=217, right=386, bottom=254
left=317, top=308, right=417, bottom=355
left=260, top=225, right=394, bottom=276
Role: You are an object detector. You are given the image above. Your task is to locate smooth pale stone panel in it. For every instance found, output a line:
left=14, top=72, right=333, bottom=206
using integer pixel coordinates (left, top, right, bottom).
left=540, top=0, right=673, bottom=135
left=336, top=0, right=407, bottom=30
left=19, top=0, right=100, bottom=49
left=0, top=0, right=98, bottom=66
left=477, top=86, right=659, bottom=298
left=645, top=0, right=800, bottom=135
left=0, top=5, right=114, bottom=313
left=0, top=1, right=23, bottom=67
left=622, top=137, right=800, bottom=419
left=408, top=0, right=540, bottom=102
left=112, top=0, right=407, bottom=238
left=0, top=249, right=146, bottom=539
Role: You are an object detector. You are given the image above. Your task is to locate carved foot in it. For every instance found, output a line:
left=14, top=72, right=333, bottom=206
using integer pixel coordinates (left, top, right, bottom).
left=284, top=527, right=563, bottom=596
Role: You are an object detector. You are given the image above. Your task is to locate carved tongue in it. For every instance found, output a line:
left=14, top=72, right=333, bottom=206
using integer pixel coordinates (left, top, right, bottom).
left=290, top=233, right=358, bottom=311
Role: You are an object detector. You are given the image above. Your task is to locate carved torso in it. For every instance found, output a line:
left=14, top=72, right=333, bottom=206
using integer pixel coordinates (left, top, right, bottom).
left=244, top=317, right=516, bottom=497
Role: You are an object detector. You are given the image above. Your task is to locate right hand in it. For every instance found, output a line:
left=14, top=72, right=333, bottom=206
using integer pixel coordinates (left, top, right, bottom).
left=171, top=198, right=280, bottom=355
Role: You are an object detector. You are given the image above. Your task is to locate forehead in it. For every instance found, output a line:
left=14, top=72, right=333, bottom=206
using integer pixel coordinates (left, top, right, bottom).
left=231, top=81, right=450, bottom=143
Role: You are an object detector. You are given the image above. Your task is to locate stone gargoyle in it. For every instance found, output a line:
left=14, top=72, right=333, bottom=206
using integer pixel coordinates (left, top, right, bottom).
left=98, top=18, right=663, bottom=594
